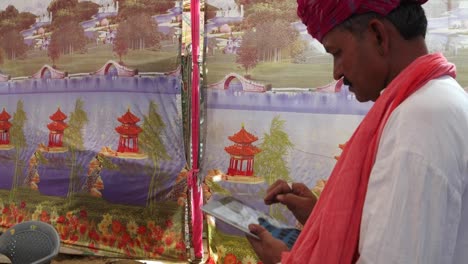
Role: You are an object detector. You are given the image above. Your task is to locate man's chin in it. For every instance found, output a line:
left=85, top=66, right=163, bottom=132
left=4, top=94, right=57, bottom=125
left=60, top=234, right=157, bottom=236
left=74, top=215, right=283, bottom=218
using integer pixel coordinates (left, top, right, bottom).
left=351, top=91, right=368, bottom=103
left=355, top=96, right=367, bottom=103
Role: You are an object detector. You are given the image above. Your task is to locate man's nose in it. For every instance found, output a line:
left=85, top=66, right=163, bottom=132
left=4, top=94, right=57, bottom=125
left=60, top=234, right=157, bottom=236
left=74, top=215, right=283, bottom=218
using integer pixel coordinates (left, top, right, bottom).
left=333, top=62, right=343, bottom=81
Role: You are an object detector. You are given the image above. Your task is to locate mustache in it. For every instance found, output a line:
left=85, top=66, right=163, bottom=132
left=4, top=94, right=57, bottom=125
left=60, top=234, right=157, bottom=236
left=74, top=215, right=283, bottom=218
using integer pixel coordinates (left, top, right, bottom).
left=343, top=77, right=352, bottom=86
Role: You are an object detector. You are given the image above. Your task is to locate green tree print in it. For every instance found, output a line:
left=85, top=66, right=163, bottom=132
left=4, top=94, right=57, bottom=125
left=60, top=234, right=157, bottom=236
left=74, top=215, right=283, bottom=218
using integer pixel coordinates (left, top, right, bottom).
left=254, top=115, right=293, bottom=221
left=139, top=101, right=171, bottom=212
left=9, top=100, right=27, bottom=200
left=63, top=99, right=88, bottom=200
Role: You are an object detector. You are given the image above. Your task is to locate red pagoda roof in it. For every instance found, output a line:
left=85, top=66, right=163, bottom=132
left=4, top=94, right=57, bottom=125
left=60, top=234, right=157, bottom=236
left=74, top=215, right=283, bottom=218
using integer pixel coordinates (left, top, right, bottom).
left=225, top=144, right=261, bottom=156
left=0, top=108, right=11, bottom=121
left=118, top=109, right=140, bottom=124
left=115, top=125, right=142, bottom=135
left=0, top=121, right=12, bottom=130
left=47, top=121, right=68, bottom=131
left=228, top=126, right=258, bottom=144
left=49, top=108, right=67, bottom=121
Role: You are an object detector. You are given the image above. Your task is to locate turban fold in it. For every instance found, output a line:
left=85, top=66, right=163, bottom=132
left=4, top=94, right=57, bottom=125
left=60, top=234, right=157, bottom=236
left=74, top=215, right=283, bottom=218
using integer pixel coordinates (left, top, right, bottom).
left=297, top=0, right=428, bottom=42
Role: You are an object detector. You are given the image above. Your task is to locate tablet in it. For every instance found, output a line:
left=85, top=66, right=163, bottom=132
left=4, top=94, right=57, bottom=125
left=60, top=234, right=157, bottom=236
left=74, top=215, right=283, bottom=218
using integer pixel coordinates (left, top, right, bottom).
left=202, top=196, right=300, bottom=249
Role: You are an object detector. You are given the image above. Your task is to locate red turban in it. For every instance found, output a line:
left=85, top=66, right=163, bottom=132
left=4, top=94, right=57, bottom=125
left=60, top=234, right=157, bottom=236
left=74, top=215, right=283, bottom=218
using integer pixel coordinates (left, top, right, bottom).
left=297, top=0, right=428, bottom=42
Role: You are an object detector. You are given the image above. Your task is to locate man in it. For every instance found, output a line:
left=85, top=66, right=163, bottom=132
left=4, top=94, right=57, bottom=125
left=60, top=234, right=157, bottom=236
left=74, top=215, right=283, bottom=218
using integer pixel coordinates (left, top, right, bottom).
left=247, top=1, right=468, bottom=263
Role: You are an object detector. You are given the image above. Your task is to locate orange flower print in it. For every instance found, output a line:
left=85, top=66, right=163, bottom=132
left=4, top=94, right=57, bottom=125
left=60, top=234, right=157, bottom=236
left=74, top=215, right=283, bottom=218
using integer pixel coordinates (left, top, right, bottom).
left=175, top=241, right=185, bottom=251
left=79, top=209, right=88, bottom=219
left=40, top=210, right=50, bottom=223
left=206, top=257, right=216, bottom=264
left=88, top=242, right=98, bottom=253
left=79, top=224, right=87, bottom=235
left=57, top=215, right=66, bottom=224
left=66, top=211, right=74, bottom=220
left=164, top=236, right=173, bottom=246
left=155, top=246, right=164, bottom=256
left=224, top=253, right=238, bottom=264
left=112, top=220, right=123, bottom=234
left=137, top=225, right=147, bottom=235
left=17, top=214, right=24, bottom=223
left=88, top=229, right=100, bottom=241
left=165, top=219, right=173, bottom=228
left=147, top=220, right=156, bottom=229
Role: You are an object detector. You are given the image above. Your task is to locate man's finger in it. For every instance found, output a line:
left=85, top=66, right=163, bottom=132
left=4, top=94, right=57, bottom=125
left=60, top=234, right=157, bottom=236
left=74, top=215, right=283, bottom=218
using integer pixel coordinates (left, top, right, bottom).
left=276, top=193, right=304, bottom=208
left=266, top=180, right=286, bottom=194
left=265, top=181, right=292, bottom=205
left=290, top=183, right=313, bottom=196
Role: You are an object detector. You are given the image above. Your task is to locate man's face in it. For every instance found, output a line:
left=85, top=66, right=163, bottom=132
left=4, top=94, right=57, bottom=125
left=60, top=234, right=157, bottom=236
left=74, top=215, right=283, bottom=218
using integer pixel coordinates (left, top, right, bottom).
left=321, top=24, right=388, bottom=102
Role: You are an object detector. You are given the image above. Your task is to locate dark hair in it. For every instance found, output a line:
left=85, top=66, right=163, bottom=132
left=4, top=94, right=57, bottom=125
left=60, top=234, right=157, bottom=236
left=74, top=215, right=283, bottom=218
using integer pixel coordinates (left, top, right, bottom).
left=339, top=2, right=428, bottom=40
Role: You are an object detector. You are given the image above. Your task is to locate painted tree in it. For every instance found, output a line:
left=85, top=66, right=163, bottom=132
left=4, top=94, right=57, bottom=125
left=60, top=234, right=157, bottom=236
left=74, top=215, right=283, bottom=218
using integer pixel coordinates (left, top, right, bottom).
left=9, top=100, right=27, bottom=200
left=47, top=0, right=79, bottom=17
left=241, top=1, right=299, bottom=62
left=63, top=99, right=89, bottom=200
left=0, top=5, right=19, bottom=20
left=243, top=1, right=297, bottom=27
left=117, top=0, right=175, bottom=20
left=0, top=5, right=34, bottom=30
left=113, top=22, right=130, bottom=63
left=0, top=30, right=28, bottom=60
left=254, top=116, right=293, bottom=221
left=15, top=12, right=36, bottom=30
left=48, top=39, right=61, bottom=67
left=118, top=1, right=146, bottom=20
left=139, top=101, right=171, bottom=212
left=254, top=20, right=298, bottom=62
left=236, top=30, right=258, bottom=74
left=116, top=14, right=161, bottom=51
left=0, top=6, right=22, bottom=61
left=49, top=21, right=87, bottom=56
left=207, top=37, right=218, bottom=56
left=48, top=0, right=98, bottom=28
left=75, top=1, right=99, bottom=21
left=0, top=48, right=4, bottom=66
left=290, top=38, right=307, bottom=64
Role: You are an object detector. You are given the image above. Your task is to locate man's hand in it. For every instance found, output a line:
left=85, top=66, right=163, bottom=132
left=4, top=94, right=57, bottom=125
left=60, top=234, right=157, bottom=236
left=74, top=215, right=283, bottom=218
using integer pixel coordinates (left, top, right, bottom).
left=246, top=224, right=289, bottom=264
left=264, top=180, right=316, bottom=225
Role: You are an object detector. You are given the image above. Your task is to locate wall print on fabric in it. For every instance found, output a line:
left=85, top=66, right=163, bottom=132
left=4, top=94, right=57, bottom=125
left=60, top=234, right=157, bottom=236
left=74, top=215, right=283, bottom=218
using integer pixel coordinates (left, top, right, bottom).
left=0, top=0, right=188, bottom=261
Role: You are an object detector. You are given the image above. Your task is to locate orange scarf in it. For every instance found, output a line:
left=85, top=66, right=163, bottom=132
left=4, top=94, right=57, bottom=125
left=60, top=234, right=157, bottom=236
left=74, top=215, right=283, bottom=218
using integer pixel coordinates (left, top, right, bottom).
left=282, top=53, right=456, bottom=264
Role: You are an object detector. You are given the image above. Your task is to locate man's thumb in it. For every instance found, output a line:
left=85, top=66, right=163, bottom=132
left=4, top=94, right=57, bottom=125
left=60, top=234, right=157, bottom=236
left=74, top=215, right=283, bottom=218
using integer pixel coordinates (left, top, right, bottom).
left=249, top=224, right=270, bottom=239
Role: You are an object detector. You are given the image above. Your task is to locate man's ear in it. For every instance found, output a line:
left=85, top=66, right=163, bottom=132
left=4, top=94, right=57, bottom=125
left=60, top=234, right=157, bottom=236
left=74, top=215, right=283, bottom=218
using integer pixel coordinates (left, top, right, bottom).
left=368, top=19, right=389, bottom=56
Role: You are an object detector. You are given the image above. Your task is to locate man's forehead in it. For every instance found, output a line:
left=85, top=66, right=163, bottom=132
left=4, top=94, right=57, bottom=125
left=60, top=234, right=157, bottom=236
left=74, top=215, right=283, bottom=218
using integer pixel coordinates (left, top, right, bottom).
left=321, top=27, right=349, bottom=49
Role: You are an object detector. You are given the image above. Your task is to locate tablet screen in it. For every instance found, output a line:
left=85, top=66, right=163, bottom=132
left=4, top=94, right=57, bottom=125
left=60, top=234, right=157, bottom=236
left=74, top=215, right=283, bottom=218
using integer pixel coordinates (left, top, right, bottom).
left=202, top=196, right=301, bottom=248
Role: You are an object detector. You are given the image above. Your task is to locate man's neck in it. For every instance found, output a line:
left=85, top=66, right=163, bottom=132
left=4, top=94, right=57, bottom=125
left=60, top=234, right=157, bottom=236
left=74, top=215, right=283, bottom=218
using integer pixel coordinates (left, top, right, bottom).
left=387, top=37, right=429, bottom=86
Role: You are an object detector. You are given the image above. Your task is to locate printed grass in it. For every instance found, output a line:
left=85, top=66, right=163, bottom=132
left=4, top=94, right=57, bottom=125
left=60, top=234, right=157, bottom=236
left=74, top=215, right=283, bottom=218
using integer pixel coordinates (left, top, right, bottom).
left=1, top=42, right=179, bottom=78
left=206, top=48, right=468, bottom=89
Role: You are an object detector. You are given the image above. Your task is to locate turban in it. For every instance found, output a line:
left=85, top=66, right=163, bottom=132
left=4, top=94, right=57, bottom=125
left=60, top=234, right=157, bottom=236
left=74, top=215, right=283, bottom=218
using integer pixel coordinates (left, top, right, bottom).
left=297, top=0, right=428, bottom=42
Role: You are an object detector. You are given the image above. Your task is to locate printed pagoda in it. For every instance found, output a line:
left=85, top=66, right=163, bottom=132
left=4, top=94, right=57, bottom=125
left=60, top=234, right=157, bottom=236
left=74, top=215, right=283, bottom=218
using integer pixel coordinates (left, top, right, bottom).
left=99, top=108, right=147, bottom=160
left=225, top=125, right=261, bottom=177
left=47, top=107, right=68, bottom=148
left=115, top=109, right=142, bottom=153
left=0, top=108, right=13, bottom=150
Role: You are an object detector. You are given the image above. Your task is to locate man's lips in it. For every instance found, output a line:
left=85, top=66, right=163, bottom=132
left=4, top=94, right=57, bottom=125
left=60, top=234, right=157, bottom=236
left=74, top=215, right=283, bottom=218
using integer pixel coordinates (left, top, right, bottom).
left=343, top=77, right=351, bottom=86
left=343, top=78, right=353, bottom=92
